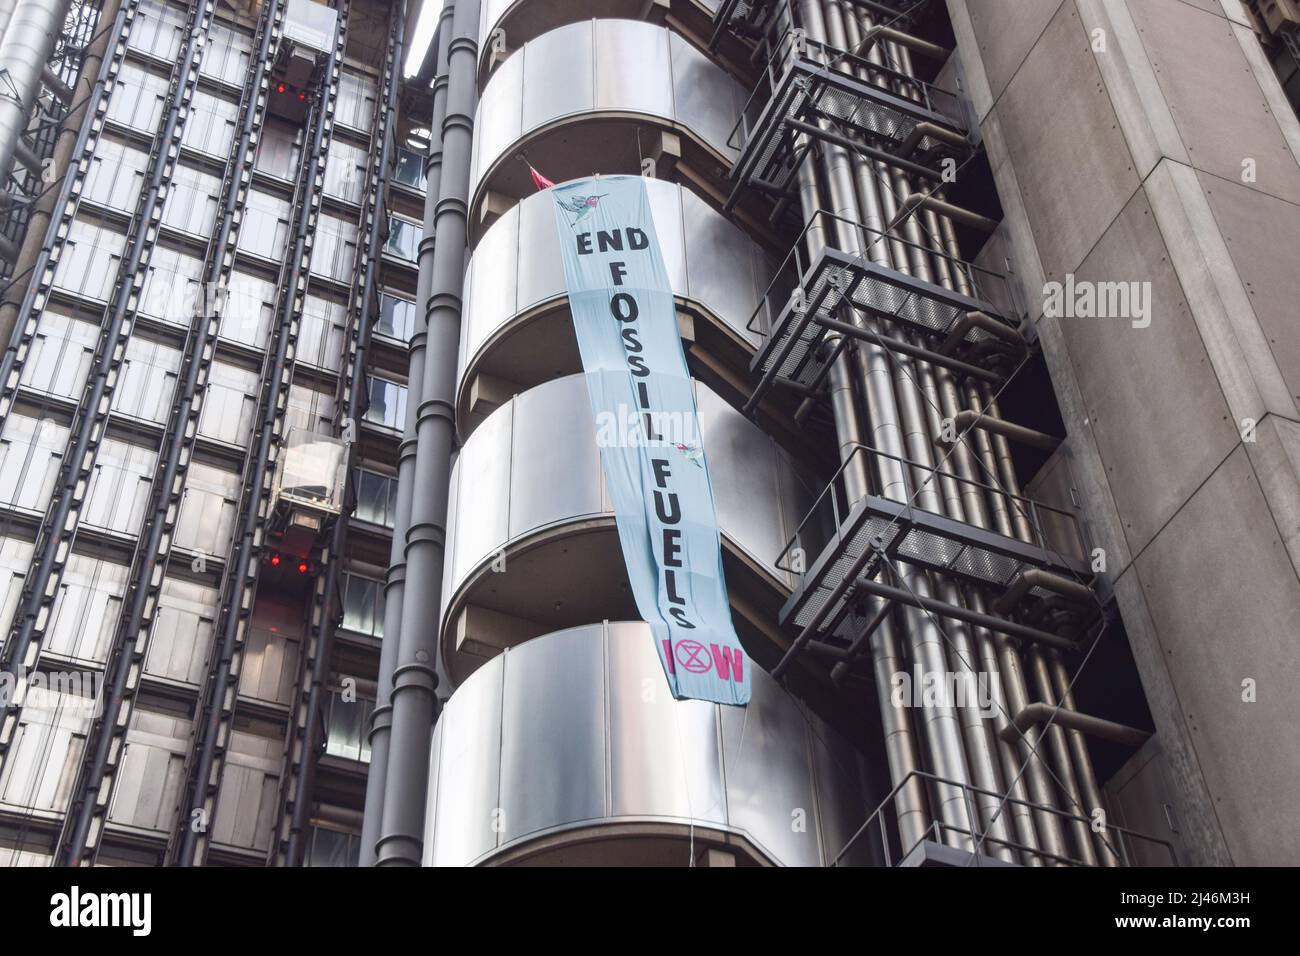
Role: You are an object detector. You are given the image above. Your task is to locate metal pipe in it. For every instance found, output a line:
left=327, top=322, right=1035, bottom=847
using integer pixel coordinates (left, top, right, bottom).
left=800, top=0, right=928, bottom=851
left=0, top=0, right=18, bottom=45
left=889, top=192, right=999, bottom=234
left=1050, top=660, right=1122, bottom=866
left=783, top=116, right=943, bottom=182
left=852, top=578, right=1079, bottom=649
left=376, top=0, right=481, bottom=868
left=994, top=568, right=1096, bottom=616
left=11, top=135, right=39, bottom=173
left=1026, top=651, right=1097, bottom=864
left=360, top=0, right=454, bottom=868
left=896, top=120, right=969, bottom=161
left=1000, top=702, right=1152, bottom=749
left=868, top=21, right=1074, bottom=863
left=854, top=23, right=950, bottom=61
left=939, top=309, right=1026, bottom=357
left=938, top=409, right=1062, bottom=452
left=798, top=0, right=872, bottom=506
left=815, top=314, right=1001, bottom=382
left=41, top=63, right=74, bottom=105
left=812, top=0, right=984, bottom=857
left=0, top=0, right=116, bottom=349
left=0, top=0, right=73, bottom=190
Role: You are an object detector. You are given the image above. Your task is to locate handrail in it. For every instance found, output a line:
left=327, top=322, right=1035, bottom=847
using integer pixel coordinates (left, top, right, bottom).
left=726, top=21, right=965, bottom=154
left=775, top=442, right=1087, bottom=574
left=835, top=769, right=1179, bottom=867
left=744, top=207, right=1017, bottom=338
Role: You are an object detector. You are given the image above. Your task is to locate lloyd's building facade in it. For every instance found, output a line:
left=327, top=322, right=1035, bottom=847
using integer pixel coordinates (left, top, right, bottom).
left=370, top=0, right=1300, bottom=869
left=0, top=0, right=1296, bottom=870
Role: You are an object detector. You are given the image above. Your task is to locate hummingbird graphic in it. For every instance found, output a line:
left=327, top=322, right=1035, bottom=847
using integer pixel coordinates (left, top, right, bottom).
left=674, top=442, right=705, bottom=468
left=557, top=193, right=606, bottom=226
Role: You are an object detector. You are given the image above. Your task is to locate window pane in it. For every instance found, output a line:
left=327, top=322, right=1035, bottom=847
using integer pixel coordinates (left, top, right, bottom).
left=384, top=217, right=421, bottom=261
left=376, top=293, right=415, bottom=341
left=341, top=574, right=383, bottom=636
left=393, top=147, right=426, bottom=191
left=363, top=377, right=406, bottom=430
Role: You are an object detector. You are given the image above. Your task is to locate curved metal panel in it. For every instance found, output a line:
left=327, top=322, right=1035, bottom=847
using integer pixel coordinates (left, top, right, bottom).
left=606, top=621, right=726, bottom=824
left=457, top=180, right=768, bottom=416
left=594, top=19, right=673, bottom=118
left=448, top=400, right=514, bottom=592
left=425, top=623, right=872, bottom=866
left=720, top=677, right=823, bottom=867
left=508, top=376, right=605, bottom=538
left=521, top=21, right=594, bottom=130
left=695, top=385, right=788, bottom=582
left=515, top=186, right=565, bottom=313
left=682, top=186, right=762, bottom=341
left=498, top=625, right=607, bottom=843
left=461, top=201, right=520, bottom=367
left=651, top=180, right=688, bottom=295
left=810, top=713, right=874, bottom=866
left=479, top=2, right=725, bottom=81
left=472, top=43, right=524, bottom=193
left=427, top=658, right=503, bottom=866
left=469, top=20, right=744, bottom=219
left=669, top=31, right=742, bottom=156
left=442, top=374, right=801, bottom=608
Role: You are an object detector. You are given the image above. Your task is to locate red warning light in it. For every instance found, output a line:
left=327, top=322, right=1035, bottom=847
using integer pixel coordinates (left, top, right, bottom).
left=298, top=562, right=309, bottom=574
left=270, top=553, right=281, bottom=567
left=298, top=92, right=306, bottom=102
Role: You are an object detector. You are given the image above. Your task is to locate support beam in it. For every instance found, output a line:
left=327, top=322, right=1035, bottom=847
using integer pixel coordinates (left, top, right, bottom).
left=890, top=192, right=999, bottom=234
left=936, top=409, right=1062, bottom=452
left=852, top=577, right=1079, bottom=652
left=999, top=703, right=1152, bottom=749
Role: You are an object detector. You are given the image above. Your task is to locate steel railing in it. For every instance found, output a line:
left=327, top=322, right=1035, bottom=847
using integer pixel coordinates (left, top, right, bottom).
left=835, top=769, right=1179, bottom=867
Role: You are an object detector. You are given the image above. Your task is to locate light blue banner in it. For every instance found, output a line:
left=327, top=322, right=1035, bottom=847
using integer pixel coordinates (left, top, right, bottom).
left=551, top=175, right=750, bottom=706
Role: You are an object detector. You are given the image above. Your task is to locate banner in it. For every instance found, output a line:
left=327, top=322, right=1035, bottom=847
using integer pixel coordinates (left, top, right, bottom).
left=551, top=175, right=750, bottom=706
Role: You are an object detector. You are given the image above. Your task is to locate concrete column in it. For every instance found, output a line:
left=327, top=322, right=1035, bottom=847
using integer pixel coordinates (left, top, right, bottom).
left=375, top=0, right=480, bottom=867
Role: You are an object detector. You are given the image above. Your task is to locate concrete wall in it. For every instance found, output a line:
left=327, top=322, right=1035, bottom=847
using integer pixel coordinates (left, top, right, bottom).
left=949, top=0, right=1300, bottom=864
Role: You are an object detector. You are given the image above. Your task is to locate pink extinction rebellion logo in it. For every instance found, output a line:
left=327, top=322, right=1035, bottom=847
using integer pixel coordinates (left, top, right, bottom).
left=663, top=639, right=744, bottom=682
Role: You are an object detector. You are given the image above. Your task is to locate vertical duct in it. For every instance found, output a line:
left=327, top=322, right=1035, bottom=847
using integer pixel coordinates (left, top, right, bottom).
left=0, top=0, right=72, bottom=190
left=0, top=0, right=119, bottom=351
left=361, top=0, right=456, bottom=867
left=375, top=0, right=481, bottom=868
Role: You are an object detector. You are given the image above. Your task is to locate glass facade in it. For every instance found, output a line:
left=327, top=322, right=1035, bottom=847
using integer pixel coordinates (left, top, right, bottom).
left=0, top=0, right=422, bottom=870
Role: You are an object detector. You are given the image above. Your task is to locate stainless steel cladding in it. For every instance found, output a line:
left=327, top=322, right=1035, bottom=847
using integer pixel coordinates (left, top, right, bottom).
left=423, top=621, right=871, bottom=866
left=440, top=373, right=816, bottom=679
left=469, top=19, right=746, bottom=217
left=459, top=179, right=770, bottom=418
